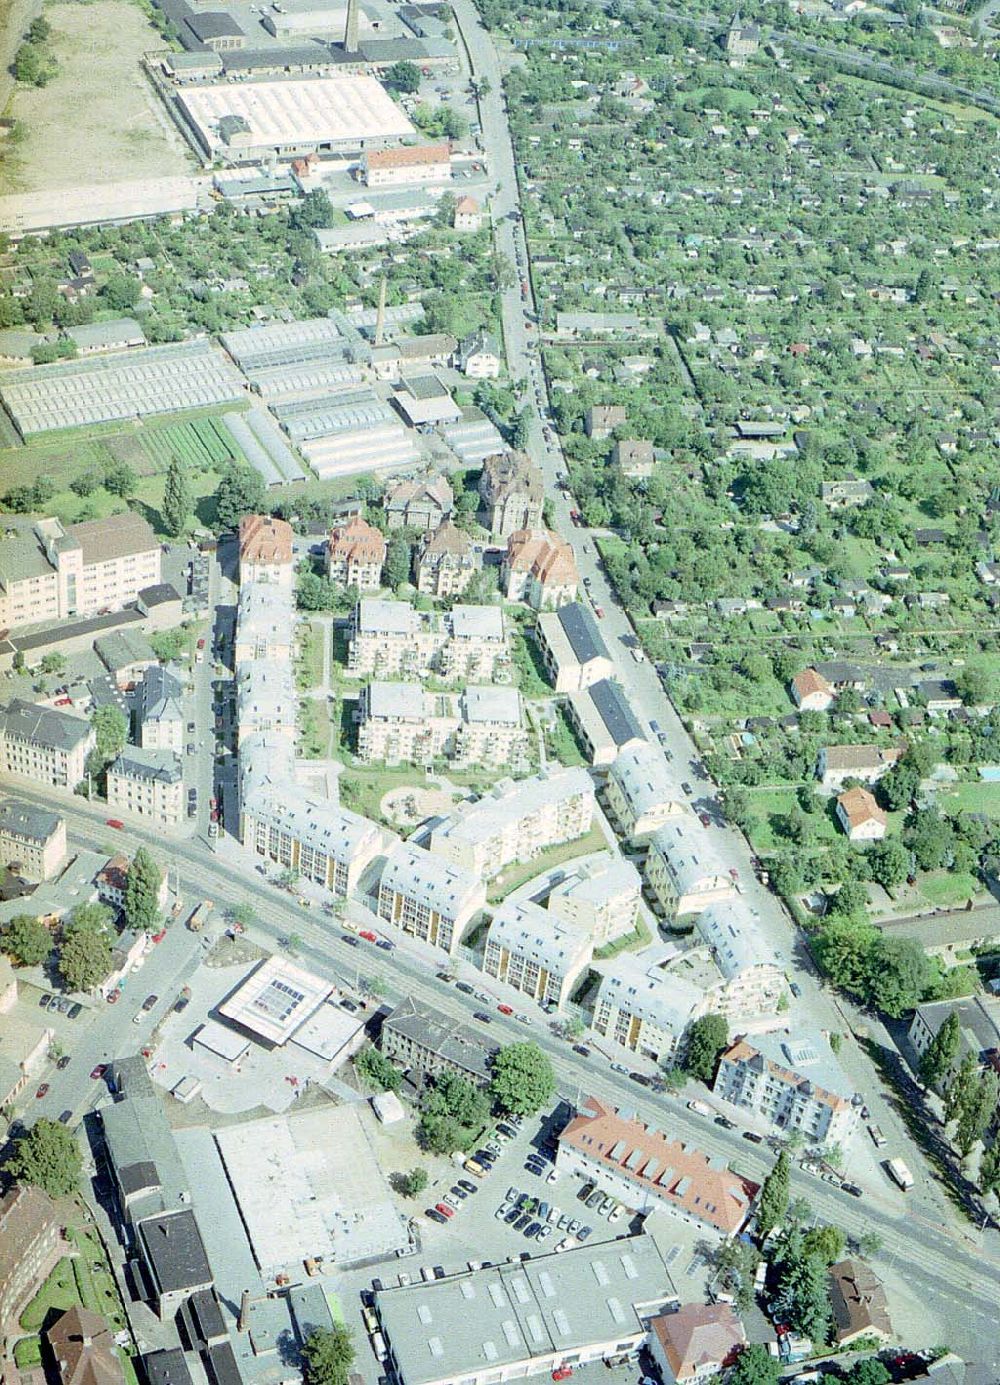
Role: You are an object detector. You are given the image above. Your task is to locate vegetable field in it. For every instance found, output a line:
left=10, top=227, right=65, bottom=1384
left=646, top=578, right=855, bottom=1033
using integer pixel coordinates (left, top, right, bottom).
left=139, top=418, right=242, bottom=473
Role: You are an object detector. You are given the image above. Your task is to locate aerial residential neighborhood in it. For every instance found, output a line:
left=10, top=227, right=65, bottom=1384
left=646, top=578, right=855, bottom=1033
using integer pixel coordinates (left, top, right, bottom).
left=0, top=0, right=998, bottom=1382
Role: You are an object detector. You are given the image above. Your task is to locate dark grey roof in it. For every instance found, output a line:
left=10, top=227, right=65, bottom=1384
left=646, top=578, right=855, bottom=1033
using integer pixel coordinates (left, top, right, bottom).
left=118, top=1160, right=161, bottom=1197
left=384, top=996, right=498, bottom=1082
left=203, top=1343, right=242, bottom=1385
left=219, top=44, right=351, bottom=72
left=111, top=747, right=183, bottom=784
left=138, top=1211, right=212, bottom=1294
left=13, top=605, right=145, bottom=653
left=187, top=11, right=243, bottom=39
left=587, top=678, right=645, bottom=748
left=0, top=699, right=92, bottom=752
left=138, top=583, right=182, bottom=609
left=185, top=1288, right=227, bottom=1343
left=138, top=666, right=183, bottom=725
left=0, top=798, right=62, bottom=843
left=143, top=1349, right=194, bottom=1385
left=556, top=602, right=610, bottom=666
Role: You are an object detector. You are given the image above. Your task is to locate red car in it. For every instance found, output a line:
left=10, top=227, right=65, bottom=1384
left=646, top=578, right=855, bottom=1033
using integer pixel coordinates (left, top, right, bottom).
left=699, top=812, right=711, bottom=827
left=552, top=1371, right=573, bottom=1382
left=107, top=991, right=119, bottom=1005
left=35, top=1083, right=49, bottom=1099
left=594, top=606, right=605, bottom=619
left=435, top=1203, right=454, bottom=1219
left=151, top=929, right=167, bottom=944
left=90, top=1064, right=108, bottom=1080
left=497, top=1004, right=513, bottom=1016
left=55, top=697, right=72, bottom=706
left=197, top=638, right=206, bottom=650
left=359, top=930, right=378, bottom=943
left=105, top=818, right=124, bottom=830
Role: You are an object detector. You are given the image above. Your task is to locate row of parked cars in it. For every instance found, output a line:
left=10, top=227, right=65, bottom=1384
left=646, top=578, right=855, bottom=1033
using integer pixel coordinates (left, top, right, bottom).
left=39, top=992, right=82, bottom=1019
left=577, top=1182, right=629, bottom=1225
left=497, top=1187, right=593, bottom=1246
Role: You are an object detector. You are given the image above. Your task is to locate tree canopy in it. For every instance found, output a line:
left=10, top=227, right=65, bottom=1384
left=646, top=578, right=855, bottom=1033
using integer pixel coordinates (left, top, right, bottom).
left=489, top=1043, right=555, bottom=1116
left=301, top=1327, right=355, bottom=1385
left=124, top=847, right=163, bottom=934
left=682, top=1013, right=729, bottom=1083
left=4, top=1118, right=82, bottom=1196
left=756, top=1150, right=790, bottom=1240
left=1, top=913, right=53, bottom=967
left=214, top=463, right=266, bottom=532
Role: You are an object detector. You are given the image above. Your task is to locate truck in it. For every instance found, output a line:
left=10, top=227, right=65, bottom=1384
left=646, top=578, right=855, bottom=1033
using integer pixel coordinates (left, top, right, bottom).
left=884, top=1157, right=914, bottom=1191
left=187, top=900, right=214, bottom=932
left=686, top=1099, right=714, bottom=1117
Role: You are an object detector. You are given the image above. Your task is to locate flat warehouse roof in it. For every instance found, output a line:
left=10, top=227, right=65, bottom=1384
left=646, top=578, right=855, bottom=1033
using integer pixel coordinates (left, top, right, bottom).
left=179, top=76, right=415, bottom=155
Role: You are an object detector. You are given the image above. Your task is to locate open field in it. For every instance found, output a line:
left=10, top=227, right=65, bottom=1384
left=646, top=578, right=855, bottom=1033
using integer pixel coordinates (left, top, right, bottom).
left=2, top=0, right=191, bottom=193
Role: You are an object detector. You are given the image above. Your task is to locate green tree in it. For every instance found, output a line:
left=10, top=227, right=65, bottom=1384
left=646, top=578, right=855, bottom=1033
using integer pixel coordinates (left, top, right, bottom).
left=384, top=535, right=412, bottom=588
left=919, top=1011, right=960, bottom=1092
left=944, top=1052, right=977, bottom=1124
left=290, top=189, right=335, bottom=230
left=489, top=1042, right=555, bottom=1115
left=727, top=1344, right=780, bottom=1385
left=682, top=1013, right=728, bottom=1083
left=771, top=1227, right=833, bottom=1344
left=3, top=1118, right=82, bottom=1196
left=847, top=1361, right=890, bottom=1385
left=102, top=460, right=137, bottom=498
left=354, top=1045, right=401, bottom=1091
left=1, top=913, right=53, bottom=966
left=162, top=456, right=193, bottom=537
left=101, top=274, right=140, bottom=312
left=227, top=901, right=257, bottom=928
left=396, top=1167, right=429, bottom=1198
left=418, top=1069, right=490, bottom=1151
left=802, top=1224, right=845, bottom=1265
left=59, top=928, right=112, bottom=992
left=756, top=1150, right=790, bottom=1239
left=215, top=463, right=266, bottom=531
left=301, top=1326, right=355, bottom=1385
left=979, top=1142, right=1000, bottom=1197
left=715, top=1236, right=761, bottom=1312
left=386, top=59, right=421, bottom=93
left=866, top=936, right=933, bottom=1018
left=90, top=704, right=128, bottom=768
left=124, top=847, right=163, bottom=933
left=39, top=652, right=66, bottom=676
left=956, top=1071, right=999, bottom=1159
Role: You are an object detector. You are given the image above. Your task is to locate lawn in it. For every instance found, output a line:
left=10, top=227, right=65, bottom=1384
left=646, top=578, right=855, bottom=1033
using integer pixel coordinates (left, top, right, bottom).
left=743, top=787, right=840, bottom=854
left=918, top=871, right=982, bottom=908
left=339, top=766, right=430, bottom=822
left=545, top=704, right=587, bottom=768
left=593, top=916, right=652, bottom=960
left=298, top=696, right=333, bottom=759
left=295, top=622, right=327, bottom=692
left=936, top=780, right=1000, bottom=821
left=19, top=1259, right=78, bottom=1332
left=488, top=824, right=607, bottom=903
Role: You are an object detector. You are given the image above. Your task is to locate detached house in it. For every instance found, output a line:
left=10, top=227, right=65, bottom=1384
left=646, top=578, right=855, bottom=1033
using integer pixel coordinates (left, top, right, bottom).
left=791, top=667, right=835, bottom=711
left=502, top=529, right=579, bottom=610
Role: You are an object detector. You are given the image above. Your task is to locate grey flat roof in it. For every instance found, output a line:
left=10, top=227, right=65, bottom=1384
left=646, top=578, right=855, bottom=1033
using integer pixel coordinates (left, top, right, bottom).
left=557, top=602, right=610, bottom=666
left=66, top=318, right=145, bottom=351
left=14, top=605, right=145, bottom=653
left=375, top=1235, right=675, bottom=1385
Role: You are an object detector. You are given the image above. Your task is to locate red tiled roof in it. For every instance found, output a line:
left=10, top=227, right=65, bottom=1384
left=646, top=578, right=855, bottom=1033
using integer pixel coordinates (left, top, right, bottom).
left=558, top=1097, right=757, bottom=1235
left=328, top=515, right=387, bottom=565
left=650, top=1303, right=746, bottom=1381
left=366, top=142, right=450, bottom=170
left=239, top=514, right=293, bottom=566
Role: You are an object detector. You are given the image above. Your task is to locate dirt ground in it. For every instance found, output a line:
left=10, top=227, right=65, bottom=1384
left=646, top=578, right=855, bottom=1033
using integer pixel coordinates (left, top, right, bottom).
left=3, top=0, right=192, bottom=192
left=381, top=785, right=456, bottom=829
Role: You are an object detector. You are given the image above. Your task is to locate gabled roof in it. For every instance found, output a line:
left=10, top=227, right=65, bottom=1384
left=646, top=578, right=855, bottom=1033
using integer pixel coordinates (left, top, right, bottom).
left=650, top=1302, right=745, bottom=1380
left=239, top=513, right=293, bottom=566
left=48, top=1307, right=124, bottom=1385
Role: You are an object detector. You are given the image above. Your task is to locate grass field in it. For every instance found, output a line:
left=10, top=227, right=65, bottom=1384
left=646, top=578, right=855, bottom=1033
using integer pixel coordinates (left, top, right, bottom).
left=918, top=870, right=982, bottom=908
left=488, top=824, right=607, bottom=903
left=936, top=780, right=1000, bottom=820
left=2, top=0, right=191, bottom=194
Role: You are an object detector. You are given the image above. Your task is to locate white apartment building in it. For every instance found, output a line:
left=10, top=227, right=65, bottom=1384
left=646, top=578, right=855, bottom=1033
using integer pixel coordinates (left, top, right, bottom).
left=136, top=666, right=184, bottom=753
left=605, top=743, right=684, bottom=844
left=0, top=799, right=67, bottom=881
left=429, top=768, right=595, bottom=880
left=713, top=1030, right=862, bottom=1146
left=0, top=513, right=161, bottom=631
left=235, top=661, right=297, bottom=741
left=234, top=583, right=295, bottom=663
left=547, top=857, right=642, bottom=945
left=106, top=748, right=184, bottom=827
left=644, top=816, right=737, bottom=919
left=240, top=785, right=382, bottom=897
left=362, top=142, right=451, bottom=187
left=536, top=602, right=614, bottom=694
left=592, top=964, right=702, bottom=1064
left=696, top=900, right=786, bottom=1020
left=817, top=744, right=903, bottom=792
left=0, top=700, right=95, bottom=790
left=238, top=513, right=294, bottom=590
left=349, top=599, right=511, bottom=684
left=377, top=842, right=485, bottom=956
left=483, top=898, right=593, bottom=1011
left=357, top=683, right=528, bottom=770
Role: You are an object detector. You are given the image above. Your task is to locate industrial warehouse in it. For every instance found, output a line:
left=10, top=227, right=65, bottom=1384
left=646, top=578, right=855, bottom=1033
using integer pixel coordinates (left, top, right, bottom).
left=176, top=74, right=416, bottom=163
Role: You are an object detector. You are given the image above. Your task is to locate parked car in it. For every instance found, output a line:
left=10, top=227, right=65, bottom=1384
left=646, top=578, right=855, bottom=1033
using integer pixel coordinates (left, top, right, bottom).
left=434, top=1203, right=454, bottom=1219
left=35, top=1083, right=49, bottom=1099
left=90, top=1064, right=107, bottom=1080
left=341, top=934, right=359, bottom=946
left=105, top=819, right=124, bottom=830
left=142, top=994, right=158, bottom=1011
left=58, top=1110, right=73, bottom=1125
left=56, top=1055, right=71, bottom=1070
